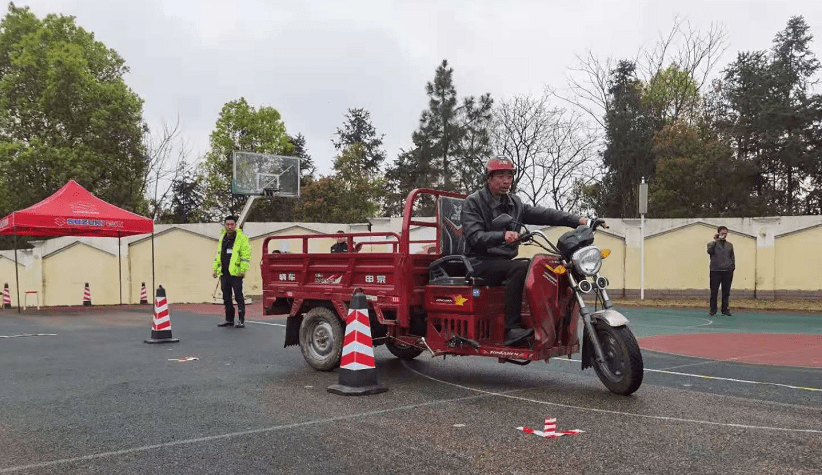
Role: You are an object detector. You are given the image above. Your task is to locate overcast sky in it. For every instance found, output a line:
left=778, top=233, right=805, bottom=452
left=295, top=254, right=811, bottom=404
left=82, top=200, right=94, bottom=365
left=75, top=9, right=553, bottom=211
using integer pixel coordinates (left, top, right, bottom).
left=22, top=0, right=822, bottom=177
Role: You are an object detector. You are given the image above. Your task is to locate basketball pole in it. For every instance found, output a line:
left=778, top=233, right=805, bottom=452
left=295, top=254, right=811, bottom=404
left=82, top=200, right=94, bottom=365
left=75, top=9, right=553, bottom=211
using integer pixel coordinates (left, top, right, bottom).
left=236, top=195, right=262, bottom=229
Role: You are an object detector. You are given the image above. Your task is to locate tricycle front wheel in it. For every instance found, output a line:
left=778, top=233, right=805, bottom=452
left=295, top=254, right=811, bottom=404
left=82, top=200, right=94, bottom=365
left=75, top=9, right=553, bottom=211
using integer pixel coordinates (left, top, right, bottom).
left=592, top=324, right=644, bottom=396
left=299, top=307, right=344, bottom=371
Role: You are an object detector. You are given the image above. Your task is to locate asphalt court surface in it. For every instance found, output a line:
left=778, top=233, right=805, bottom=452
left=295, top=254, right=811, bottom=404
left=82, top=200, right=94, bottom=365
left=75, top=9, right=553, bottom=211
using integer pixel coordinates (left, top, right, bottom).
left=1, top=305, right=820, bottom=474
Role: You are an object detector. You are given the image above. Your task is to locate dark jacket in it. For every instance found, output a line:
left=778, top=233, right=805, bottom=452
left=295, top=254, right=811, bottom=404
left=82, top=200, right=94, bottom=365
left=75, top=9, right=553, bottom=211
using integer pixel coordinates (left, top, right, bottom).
left=330, top=241, right=348, bottom=253
left=461, top=186, right=581, bottom=259
left=707, top=239, right=735, bottom=271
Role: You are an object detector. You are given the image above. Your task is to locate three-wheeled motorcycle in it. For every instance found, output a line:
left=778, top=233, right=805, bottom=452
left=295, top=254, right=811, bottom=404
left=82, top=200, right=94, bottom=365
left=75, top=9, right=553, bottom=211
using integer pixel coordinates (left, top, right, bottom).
left=262, top=189, right=643, bottom=395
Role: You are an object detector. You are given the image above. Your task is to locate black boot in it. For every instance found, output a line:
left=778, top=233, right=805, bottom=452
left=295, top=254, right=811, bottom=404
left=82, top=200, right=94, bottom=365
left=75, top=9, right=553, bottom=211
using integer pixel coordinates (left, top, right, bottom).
left=504, top=327, right=534, bottom=346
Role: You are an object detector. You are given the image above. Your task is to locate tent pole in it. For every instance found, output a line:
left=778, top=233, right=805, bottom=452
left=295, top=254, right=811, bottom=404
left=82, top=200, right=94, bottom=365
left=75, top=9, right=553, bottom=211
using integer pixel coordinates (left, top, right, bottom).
left=118, top=234, right=122, bottom=305
left=13, top=228, right=20, bottom=313
left=151, top=232, right=155, bottom=295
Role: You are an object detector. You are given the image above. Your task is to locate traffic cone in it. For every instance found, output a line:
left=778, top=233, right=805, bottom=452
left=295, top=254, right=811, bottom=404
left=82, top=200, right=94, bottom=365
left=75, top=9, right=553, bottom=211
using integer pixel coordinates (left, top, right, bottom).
left=3, top=283, right=10, bottom=309
left=327, top=292, right=387, bottom=396
left=144, top=285, right=179, bottom=344
left=139, top=282, right=149, bottom=305
left=82, top=283, right=91, bottom=306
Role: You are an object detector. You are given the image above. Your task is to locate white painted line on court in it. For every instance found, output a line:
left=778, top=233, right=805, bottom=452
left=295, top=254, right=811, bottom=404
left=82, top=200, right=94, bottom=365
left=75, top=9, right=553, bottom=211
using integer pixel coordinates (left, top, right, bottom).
left=0, top=392, right=495, bottom=474
left=632, top=317, right=714, bottom=328
left=246, top=320, right=285, bottom=327
left=0, top=333, right=57, bottom=338
left=402, top=362, right=822, bottom=434
left=553, top=357, right=821, bottom=392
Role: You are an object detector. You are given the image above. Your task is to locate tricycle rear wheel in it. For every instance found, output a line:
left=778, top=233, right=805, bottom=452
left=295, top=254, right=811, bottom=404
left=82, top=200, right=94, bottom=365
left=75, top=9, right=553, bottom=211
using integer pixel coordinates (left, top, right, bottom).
left=592, top=323, right=644, bottom=396
left=299, top=307, right=344, bottom=371
left=385, top=339, right=424, bottom=360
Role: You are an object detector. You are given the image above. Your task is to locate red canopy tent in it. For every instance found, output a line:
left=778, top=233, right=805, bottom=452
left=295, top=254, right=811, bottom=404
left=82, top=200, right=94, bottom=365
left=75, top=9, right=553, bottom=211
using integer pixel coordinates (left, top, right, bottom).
left=0, top=180, right=154, bottom=309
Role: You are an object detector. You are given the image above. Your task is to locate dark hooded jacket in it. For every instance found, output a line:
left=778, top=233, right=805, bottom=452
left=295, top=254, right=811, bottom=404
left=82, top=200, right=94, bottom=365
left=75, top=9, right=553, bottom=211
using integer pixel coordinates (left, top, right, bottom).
left=461, top=186, right=581, bottom=259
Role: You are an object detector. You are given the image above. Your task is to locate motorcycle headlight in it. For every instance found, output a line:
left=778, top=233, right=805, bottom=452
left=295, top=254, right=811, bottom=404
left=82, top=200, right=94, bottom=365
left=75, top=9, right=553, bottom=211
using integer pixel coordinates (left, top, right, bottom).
left=571, top=246, right=602, bottom=276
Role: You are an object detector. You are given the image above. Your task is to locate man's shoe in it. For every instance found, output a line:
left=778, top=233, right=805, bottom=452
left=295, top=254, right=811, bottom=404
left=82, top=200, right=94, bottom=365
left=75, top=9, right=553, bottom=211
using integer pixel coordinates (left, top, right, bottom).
left=235, top=322, right=245, bottom=328
left=722, top=311, right=732, bottom=316
left=504, top=327, right=534, bottom=346
left=709, top=312, right=716, bottom=316
left=217, top=321, right=234, bottom=327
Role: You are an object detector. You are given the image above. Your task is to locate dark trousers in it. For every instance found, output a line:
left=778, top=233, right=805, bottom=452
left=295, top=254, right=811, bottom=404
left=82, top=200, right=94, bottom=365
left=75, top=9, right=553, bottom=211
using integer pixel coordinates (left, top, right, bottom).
left=470, top=258, right=529, bottom=330
left=221, top=274, right=245, bottom=322
left=709, top=270, right=733, bottom=314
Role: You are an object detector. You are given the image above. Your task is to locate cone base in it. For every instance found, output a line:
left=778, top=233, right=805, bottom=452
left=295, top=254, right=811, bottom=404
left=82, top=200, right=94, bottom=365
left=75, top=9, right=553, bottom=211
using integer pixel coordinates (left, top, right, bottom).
left=327, top=383, right=388, bottom=396
left=3, top=304, right=10, bottom=309
left=83, top=301, right=92, bottom=306
left=139, top=300, right=149, bottom=305
left=327, top=367, right=387, bottom=396
left=144, top=329, right=179, bottom=344
left=144, top=337, right=180, bottom=344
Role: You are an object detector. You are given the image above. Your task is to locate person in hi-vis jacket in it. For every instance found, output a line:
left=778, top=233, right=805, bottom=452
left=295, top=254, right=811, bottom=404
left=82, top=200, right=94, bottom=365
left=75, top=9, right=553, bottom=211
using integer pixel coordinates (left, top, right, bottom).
left=212, top=215, right=251, bottom=328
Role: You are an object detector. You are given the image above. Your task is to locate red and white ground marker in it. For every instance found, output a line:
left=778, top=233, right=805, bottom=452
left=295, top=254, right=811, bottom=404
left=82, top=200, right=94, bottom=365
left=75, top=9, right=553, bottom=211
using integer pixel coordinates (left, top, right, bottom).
left=517, top=417, right=583, bottom=438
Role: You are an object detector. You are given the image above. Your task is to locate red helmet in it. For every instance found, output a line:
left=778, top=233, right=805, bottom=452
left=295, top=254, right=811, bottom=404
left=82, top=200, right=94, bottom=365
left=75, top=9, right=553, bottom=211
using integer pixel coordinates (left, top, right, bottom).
left=485, top=156, right=516, bottom=177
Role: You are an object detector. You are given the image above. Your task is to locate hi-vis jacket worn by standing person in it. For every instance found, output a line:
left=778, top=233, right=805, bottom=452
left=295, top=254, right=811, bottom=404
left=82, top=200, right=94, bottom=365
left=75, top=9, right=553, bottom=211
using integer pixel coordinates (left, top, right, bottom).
left=213, top=228, right=251, bottom=277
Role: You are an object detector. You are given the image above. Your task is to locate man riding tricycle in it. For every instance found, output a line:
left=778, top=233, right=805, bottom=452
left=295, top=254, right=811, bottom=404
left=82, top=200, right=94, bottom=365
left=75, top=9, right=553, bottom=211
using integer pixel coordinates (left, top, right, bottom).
left=262, top=157, right=643, bottom=396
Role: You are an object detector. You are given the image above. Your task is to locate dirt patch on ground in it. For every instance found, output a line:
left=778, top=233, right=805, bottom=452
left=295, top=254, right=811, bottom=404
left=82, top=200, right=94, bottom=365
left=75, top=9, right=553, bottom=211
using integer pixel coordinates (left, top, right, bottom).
left=611, top=297, right=822, bottom=313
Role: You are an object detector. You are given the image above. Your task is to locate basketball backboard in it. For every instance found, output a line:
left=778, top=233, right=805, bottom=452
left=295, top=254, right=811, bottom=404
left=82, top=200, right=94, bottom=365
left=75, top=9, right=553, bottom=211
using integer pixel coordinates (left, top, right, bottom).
left=232, top=152, right=300, bottom=197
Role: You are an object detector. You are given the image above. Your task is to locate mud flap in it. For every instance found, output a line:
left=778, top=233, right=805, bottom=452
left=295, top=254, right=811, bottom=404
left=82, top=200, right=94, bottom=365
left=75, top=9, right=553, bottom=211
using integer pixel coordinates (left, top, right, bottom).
left=284, top=315, right=301, bottom=347
left=581, top=324, right=593, bottom=371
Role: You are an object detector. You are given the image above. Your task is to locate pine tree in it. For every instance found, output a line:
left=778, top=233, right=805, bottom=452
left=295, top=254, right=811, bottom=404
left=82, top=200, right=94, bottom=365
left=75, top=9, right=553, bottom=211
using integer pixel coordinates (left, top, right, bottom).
left=385, top=60, right=492, bottom=215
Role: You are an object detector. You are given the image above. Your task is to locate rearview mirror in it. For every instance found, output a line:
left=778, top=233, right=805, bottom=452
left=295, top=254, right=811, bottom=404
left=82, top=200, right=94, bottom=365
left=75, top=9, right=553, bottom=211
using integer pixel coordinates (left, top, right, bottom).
left=492, top=214, right=513, bottom=231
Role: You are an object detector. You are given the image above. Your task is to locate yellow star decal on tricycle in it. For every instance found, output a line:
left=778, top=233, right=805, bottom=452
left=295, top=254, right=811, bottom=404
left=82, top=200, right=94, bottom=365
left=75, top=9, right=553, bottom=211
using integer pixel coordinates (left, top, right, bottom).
left=453, top=294, right=468, bottom=306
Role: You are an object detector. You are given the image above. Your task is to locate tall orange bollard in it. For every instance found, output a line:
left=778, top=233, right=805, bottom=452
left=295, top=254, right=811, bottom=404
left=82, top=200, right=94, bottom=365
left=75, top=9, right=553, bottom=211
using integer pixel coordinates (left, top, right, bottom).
left=2, top=283, right=10, bottom=309
left=82, top=283, right=91, bottom=306
left=139, top=282, right=149, bottom=305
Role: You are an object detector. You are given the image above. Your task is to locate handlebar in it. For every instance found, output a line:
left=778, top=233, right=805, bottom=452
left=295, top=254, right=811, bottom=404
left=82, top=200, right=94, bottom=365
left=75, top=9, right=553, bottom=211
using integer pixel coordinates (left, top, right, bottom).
left=589, top=218, right=607, bottom=231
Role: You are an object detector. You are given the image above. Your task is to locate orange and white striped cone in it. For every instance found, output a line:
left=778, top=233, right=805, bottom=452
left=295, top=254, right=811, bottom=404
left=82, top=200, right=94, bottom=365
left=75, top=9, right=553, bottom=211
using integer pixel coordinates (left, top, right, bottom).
left=327, top=292, right=387, bottom=396
left=144, top=285, right=179, bottom=344
left=139, top=282, right=149, bottom=305
left=82, top=283, right=91, bottom=306
left=3, top=283, right=10, bottom=309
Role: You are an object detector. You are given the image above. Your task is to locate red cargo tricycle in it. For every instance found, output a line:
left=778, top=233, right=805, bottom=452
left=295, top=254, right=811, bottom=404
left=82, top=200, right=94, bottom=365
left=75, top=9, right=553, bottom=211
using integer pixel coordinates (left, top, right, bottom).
left=262, top=189, right=643, bottom=395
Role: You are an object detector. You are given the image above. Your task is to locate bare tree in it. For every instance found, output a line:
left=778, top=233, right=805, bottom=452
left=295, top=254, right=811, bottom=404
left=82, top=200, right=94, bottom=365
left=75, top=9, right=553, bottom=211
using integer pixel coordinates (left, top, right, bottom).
left=561, top=17, right=729, bottom=127
left=142, top=118, right=196, bottom=221
left=539, top=110, right=600, bottom=212
left=492, top=92, right=599, bottom=212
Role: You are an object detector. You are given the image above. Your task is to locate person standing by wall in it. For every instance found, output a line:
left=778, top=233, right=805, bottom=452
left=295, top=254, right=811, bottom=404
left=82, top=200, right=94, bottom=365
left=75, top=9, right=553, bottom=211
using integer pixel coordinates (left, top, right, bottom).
left=212, top=215, right=251, bottom=328
left=330, top=230, right=348, bottom=253
left=707, top=225, right=735, bottom=316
